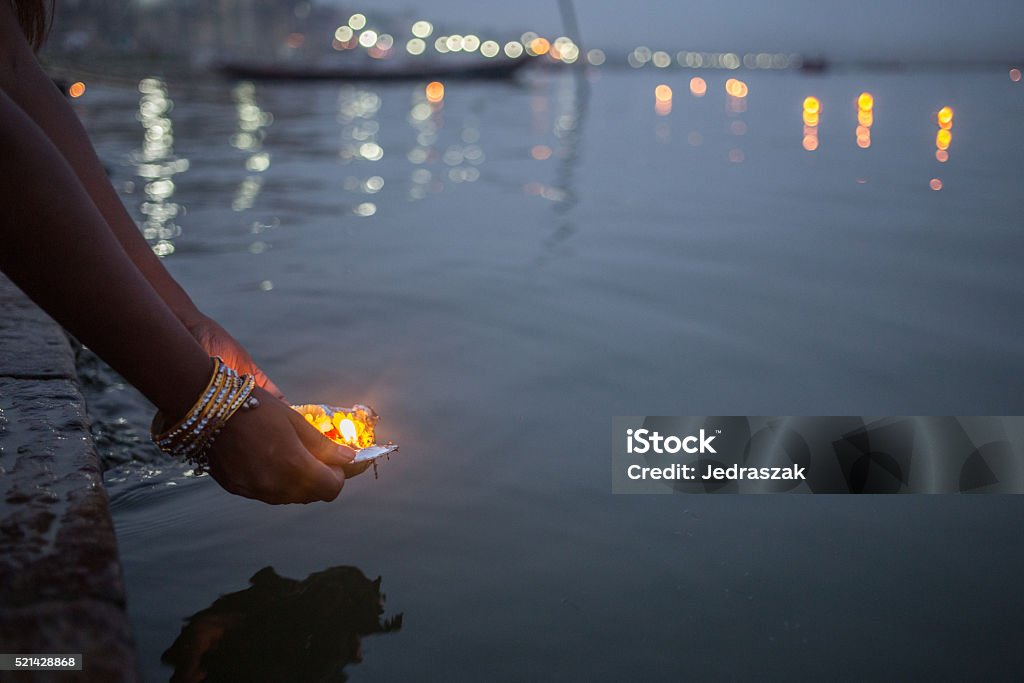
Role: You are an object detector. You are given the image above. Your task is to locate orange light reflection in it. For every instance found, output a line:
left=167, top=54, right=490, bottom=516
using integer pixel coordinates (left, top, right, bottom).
left=425, top=81, right=445, bottom=103
left=856, top=92, right=873, bottom=149
left=937, top=106, right=954, bottom=129
left=802, top=97, right=820, bottom=151
left=530, top=145, right=552, bottom=160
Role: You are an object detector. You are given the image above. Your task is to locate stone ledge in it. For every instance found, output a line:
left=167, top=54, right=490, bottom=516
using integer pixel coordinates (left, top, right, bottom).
left=0, top=275, right=139, bottom=681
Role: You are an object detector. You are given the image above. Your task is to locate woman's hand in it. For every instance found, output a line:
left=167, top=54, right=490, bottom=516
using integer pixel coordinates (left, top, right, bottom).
left=186, top=314, right=284, bottom=400
left=204, top=387, right=357, bottom=504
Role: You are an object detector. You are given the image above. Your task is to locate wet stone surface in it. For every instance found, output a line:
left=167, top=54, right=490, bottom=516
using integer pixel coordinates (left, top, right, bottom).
left=0, top=275, right=138, bottom=681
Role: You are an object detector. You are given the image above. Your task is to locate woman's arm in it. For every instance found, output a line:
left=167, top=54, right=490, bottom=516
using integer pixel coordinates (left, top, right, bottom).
left=0, top=4, right=281, bottom=396
left=0, top=86, right=352, bottom=502
left=0, top=5, right=353, bottom=503
left=0, top=85, right=213, bottom=419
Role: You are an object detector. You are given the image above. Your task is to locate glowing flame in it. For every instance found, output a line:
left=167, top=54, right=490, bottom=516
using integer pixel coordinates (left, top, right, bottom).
left=297, top=405, right=378, bottom=448
left=338, top=418, right=357, bottom=443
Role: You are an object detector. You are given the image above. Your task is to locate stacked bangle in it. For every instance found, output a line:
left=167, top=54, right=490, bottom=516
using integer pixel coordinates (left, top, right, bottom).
left=150, top=356, right=261, bottom=472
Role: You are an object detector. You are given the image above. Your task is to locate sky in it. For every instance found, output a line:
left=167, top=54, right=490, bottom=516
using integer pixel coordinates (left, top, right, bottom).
left=330, top=0, right=1024, bottom=60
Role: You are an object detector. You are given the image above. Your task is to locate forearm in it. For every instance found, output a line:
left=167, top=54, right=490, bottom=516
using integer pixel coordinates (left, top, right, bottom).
left=0, top=87, right=211, bottom=419
left=0, top=19, right=204, bottom=325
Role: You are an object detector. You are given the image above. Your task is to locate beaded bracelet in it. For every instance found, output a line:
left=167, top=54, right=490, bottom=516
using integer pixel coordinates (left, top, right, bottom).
left=150, top=356, right=261, bottom=472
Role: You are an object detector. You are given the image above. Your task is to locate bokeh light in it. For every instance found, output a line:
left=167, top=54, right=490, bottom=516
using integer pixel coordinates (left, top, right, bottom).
left=725, top=79, right=748, bottom=98
left=425, top=81, right=445, bottom=103
left=480, top=40, right=500, bottom=58
left=358, top=30, right=378, bottom=48
left=531, top=145, right=553, bottom=160
left=802, top=97, right=820, bottom=151
left=929, top=178, right=943, bottom=191
left=856, top=92, right=873, bottom=149
left=504, top=41, right=524, bottom=58
left=68, top=81, right=86, bottom=98
left=411, top=20, right=433, bottom=38
left=654, top=84, right=672, bottom=116
left=936, top=129, right=952, bottom=150
left=689, top=77, right=707, bottom=97
left=529, top=37, right=551, bottom=56
left=937, top=106, right=954, bottom=129
left=446, top=35, right=464, bottom=52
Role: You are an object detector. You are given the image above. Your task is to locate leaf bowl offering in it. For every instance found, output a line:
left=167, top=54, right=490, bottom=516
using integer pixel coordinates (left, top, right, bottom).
left=292, top=403, right=398, bottom=465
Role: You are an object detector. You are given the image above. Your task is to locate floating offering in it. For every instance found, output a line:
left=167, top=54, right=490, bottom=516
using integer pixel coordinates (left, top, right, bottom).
left=292, top=403, right=398, bottom=465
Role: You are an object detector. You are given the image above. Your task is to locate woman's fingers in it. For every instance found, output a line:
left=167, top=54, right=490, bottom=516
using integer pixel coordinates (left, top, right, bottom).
left=303, top=458, right=345, bottom=502
left=202, top=390, right=353, bottom=504
left=289, top=409, right=357, bottom=466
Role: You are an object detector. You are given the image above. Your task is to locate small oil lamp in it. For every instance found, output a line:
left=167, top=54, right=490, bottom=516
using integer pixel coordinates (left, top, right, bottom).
left=292, top=403, right=398, bottom=465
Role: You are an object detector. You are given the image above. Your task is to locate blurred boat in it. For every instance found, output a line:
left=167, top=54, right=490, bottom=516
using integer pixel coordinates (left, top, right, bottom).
left=218, top=56, right=529, bottom=81
left=799, top=55, right=830, bottom=73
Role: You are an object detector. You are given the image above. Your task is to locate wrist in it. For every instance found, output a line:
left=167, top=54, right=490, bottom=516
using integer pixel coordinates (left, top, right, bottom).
left=151, top=357, right=261, bottom=470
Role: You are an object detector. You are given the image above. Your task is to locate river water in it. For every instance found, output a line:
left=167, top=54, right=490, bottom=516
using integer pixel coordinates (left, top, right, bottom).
left=75, top=66, right=1024, bottom=680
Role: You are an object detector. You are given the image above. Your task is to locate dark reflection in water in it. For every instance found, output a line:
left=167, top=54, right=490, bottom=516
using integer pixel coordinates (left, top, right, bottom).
left=162, top=566, right=402, bottom=683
